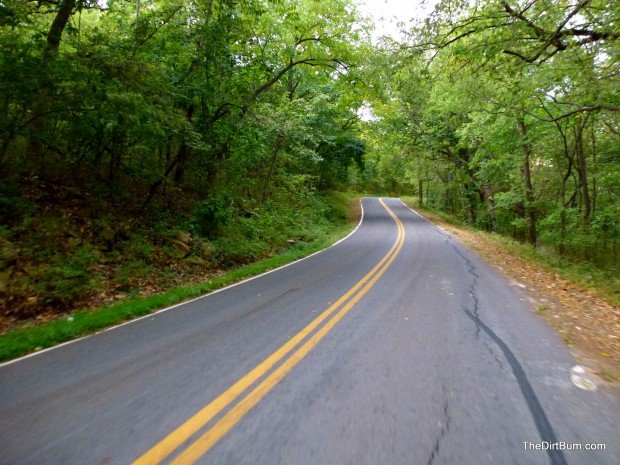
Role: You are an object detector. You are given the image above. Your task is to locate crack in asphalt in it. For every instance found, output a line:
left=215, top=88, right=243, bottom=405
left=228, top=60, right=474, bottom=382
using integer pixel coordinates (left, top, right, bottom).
left=432, top=227, right=452, bottom=239
left=463, top=308, right=567, bottom=465
left=426, top=388, right=451, bottom=465
left=448, top=242, right=484, bottom=342
left=442, top=234, right=567, bottom=465
left=468, top=286, right=481, bottom=340
left=247, top=288, right=299, bottom=317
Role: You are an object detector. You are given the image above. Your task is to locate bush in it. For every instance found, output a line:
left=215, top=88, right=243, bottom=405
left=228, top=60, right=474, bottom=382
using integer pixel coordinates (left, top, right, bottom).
left=0, top=179, right=34, bottom=224
left=192, top=196, right=232, bottom=238
left=120, top=234, right=153, bottom=261
left=35, top=247, right=100, bottom=304
left=116, top=260, right=153, bottom=286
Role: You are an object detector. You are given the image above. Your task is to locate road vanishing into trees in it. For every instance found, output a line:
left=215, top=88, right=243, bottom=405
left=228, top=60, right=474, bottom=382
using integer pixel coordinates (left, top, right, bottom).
left=0, top=198, right=617, bottom=465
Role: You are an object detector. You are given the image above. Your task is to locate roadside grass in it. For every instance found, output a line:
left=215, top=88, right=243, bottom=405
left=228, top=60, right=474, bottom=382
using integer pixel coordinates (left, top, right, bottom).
left=0, top=195, right=359, bottom=362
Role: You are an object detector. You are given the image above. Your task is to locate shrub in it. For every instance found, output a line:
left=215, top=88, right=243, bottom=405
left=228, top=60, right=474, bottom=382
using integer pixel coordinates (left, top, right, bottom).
left=35, top=247, right=100, bottom=304
left=192, top=196, right=232, bottom=238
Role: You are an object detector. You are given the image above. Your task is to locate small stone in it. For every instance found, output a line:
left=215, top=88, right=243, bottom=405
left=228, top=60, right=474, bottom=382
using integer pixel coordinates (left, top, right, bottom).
left=172, top=240, right=191, bottom=255
left=185, top=256, right=208, bottom=266
left=175, top=231, right=192, bottom=244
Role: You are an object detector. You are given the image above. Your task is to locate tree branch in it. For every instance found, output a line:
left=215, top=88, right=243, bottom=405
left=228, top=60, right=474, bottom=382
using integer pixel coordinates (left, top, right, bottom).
left=131, top=5, right=183, bottom=59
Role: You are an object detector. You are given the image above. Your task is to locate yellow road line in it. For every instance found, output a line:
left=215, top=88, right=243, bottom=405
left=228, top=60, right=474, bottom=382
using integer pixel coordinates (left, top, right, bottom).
left=170, top=201, right=404, bottom=465
left=133, top=199, right=405, bottom=465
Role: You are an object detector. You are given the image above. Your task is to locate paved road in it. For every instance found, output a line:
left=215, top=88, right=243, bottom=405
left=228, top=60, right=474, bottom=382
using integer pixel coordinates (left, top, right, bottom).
left=0, top=198, right=618, bottom=465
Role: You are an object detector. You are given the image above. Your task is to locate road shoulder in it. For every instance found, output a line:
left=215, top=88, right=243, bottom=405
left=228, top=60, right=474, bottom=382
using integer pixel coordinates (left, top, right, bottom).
left=401, top=200, right=620, bottom=389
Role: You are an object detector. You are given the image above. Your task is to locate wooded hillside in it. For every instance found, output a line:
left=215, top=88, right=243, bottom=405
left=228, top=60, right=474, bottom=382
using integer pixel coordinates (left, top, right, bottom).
left=0, top=0, right=367, bottom=323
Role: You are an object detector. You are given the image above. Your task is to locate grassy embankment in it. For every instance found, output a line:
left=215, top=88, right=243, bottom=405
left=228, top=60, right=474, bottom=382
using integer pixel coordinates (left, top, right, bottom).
left=0, top=191, right=360, bottom=362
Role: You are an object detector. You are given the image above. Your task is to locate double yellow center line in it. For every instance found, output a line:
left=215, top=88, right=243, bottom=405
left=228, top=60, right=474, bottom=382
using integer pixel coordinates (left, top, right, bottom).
left=133, top=199, right=405, bottom=465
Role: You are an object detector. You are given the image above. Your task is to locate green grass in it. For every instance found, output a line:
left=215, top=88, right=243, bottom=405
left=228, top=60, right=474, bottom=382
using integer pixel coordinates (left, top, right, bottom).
left=0, top=199, right=358, bottom=362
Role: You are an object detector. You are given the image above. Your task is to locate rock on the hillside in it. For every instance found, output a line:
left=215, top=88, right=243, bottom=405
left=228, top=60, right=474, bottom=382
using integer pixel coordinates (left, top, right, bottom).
left=176, top=231, right=192, bottom=244
left=172, top=240, right=192, bottom=256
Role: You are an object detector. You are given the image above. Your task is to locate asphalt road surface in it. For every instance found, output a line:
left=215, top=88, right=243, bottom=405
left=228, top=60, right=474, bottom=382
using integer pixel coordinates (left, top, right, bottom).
left=1, top=198, right=618, bottom=465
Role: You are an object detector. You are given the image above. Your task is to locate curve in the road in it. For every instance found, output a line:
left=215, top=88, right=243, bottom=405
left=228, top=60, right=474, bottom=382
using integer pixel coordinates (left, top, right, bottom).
left=134, top=198, right=405, bottom=465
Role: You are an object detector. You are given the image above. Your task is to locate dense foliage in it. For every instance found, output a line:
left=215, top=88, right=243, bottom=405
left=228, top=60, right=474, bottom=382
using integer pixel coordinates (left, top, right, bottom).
left=364, top=0, right=619, bottom=268
left=0, top=0, right=367, bottom=318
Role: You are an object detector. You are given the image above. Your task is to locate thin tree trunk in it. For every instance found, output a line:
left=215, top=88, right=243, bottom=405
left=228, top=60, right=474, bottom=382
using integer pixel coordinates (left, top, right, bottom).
left=27, top=0, right=76, bottom=165
left=464, top=183, right=477, bottom=225
left=174, top=105, right=195, bottom=185
left=590, top=126, right=597, bottom=218
left=552, top=116, right=572, bottom=257
left=417, top=157, right=423, bottom=207
left=141, top=156, right=179, bottom=212
left=135, top=0, right=141, bottom=34
left=574, top=121, right=590, bottom=226
left=482, top=184, right=497, bottom=231
left=425, top=166, right=430, bottom=207
left=262, top=136, right=284, bottom=203
left=517, top=118, right=537, bottom=245
left=418, top=178, right=423, bottom=207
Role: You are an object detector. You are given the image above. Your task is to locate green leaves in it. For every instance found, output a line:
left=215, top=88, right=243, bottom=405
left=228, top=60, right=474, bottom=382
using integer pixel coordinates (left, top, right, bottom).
left=360, top=0, right=618, bottom=264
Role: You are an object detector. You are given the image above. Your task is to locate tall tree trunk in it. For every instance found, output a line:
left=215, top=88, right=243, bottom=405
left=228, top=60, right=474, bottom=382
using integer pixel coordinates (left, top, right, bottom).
left=140, top=156, right=179, bottom=212
left=574, top=121, right=591, bottom=226
left=174, top=105, right=195, bottom=185
left=464, top=183, right=477, bottom=225
left=418, top=178, right=423, bottom=207
left=481, top=184, right=497, bottom=231
left=417, top=157, right=423, bottom=206
left=517, top=118, right=537, bottom=245
left=559, top=172, right=567, bottom=257
left=135, top=0, right=141, bottom=34
left=46, top=0, right=76, bottom=56
left=261, top=135, right=284, bottom=203
left=551, top=116, right=572, bottom=257
left=27, top=0, right=76, bottom=165
left=590, top=125, right=597, bottom=218
left=425, top=167, right=430, bottom=207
